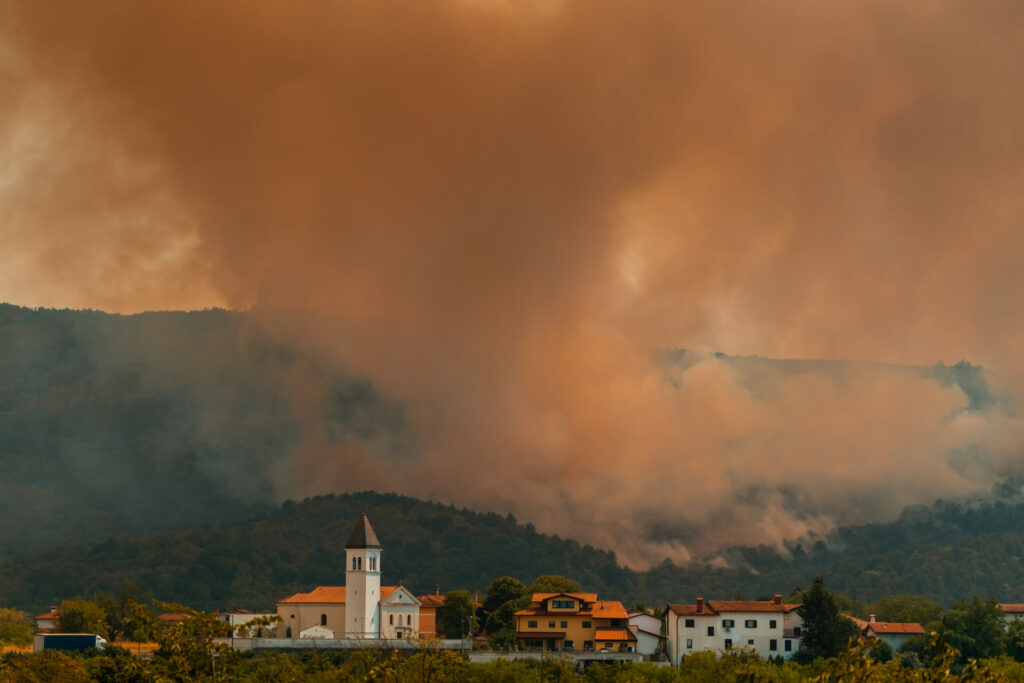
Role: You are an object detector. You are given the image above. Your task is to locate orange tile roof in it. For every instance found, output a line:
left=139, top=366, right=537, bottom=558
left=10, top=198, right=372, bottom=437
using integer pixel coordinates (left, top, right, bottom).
left=866, top=622, right=925, bottom=635
left=591, top=601, right=628, bottom=619
left=533, top=593, right=598, bottom=603
left=1001, top=604, right=1024, bottom=614
left=417, top=595, right=445, bottom=608
left=594, top=628, right=636, bottom=641
left=157, top=613, right=189, bottom=622
left=668, top=599, right=799, bottom=616
left=277, top=586, right=400, bottom=605
left=707, top=600, right=799, bottom=613
left=34, top=613, right=57, bottom=620
left=667, top=604, right=720, bottom=616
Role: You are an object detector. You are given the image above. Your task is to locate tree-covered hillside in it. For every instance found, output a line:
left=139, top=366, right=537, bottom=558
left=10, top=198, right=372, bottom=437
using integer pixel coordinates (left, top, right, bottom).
left=5, top=489, right=1024, bottom=615
left=0, top=304, right=410, bottom=559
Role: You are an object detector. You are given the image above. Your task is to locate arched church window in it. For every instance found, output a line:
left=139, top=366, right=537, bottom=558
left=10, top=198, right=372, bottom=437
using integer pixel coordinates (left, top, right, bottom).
left=407, top=614, right=411, bottom=625
left=358, top=557, right=362, bottom=570
left=321, top=614, right=327, bottom=626
left=352, top=557, right=357, bottom=570
left=390, top=614, right=394, bottom=625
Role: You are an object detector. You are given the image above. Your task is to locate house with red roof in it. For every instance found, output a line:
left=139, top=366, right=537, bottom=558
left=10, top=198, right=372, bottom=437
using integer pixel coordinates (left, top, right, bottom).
left=664, top=595, right=803, bottom=665
left=861, top=614, right=925, bottom=651
left=515, top=593, right=636, bottom=653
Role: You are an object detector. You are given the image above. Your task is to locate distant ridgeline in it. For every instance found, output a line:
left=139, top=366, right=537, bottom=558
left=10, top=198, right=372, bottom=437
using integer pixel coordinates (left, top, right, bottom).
left=658, top=348, right=996, bottom=412
left=4, top=488, right=1024, bottom=614
left=0, top=304, right=414, bottom=559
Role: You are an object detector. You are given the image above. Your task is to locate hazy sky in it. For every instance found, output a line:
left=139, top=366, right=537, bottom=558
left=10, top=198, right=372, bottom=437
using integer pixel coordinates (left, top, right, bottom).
left=3, top=0, right=1024, bottom=564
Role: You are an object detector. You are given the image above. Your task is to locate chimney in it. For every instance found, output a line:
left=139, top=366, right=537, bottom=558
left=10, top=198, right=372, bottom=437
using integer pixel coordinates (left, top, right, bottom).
left=773, top=594, right=782, bottom=605
left=435, top=585, right=440, bottom=596
left=870, top=614, right=876, bottom=623
left=696, top=598, right=703, bottom=613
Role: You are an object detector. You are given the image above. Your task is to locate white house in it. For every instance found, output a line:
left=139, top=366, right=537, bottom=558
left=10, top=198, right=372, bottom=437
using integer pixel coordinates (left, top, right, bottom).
left=1000, top=604, right=1024, bottom=624
left=664, top=595, right=802, bottom=665
left=276, top=514, right=422, bottom=639
left=862, top=615, right=925, bottom=651
left=627, top=610, right=663, bottom=657
left=220, top=609, right=278, bottom=637
left=299, top=625, right=335, bottom=639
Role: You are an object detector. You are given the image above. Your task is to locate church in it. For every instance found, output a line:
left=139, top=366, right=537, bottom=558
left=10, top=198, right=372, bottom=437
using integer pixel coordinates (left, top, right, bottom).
left=276, top=514, right=423, bottom=638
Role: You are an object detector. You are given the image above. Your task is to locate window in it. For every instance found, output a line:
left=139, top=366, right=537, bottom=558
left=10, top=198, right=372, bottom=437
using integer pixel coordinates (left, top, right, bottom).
left=584, top=641, right=594, bottom=650
left=747, top=639, right=754, bottom=646
left=560, top=621, right=568, bottom=628
left=769, top=639, right=778, bottom=651
left=604, top=642, right=614, bottom=648
left=320, top=614, right=327, bottom=626
left=785, top=640, right=792, bottom=652
left=686, top=638, right=693, bottom=649
left=357, top=557, right=362, bottom=570
left=685, top=619, right=695, bottom=628
left=794, top=627, right=801, bottom=637
left=352, top=557, right=357, bottom=570
left=707, top=626, right=715, bottom=636
left=722, top=619, right=735, bottom=628
left=525, top=639, right=544, bottom=649
left=548, top=621, right=556, bottom=628
left=552, top=600, right=575, bottom=609
left=390, top=615, right=394, bottom=625
left=582, top=621, right=592, bottom=628
left=725, top=639, right=733, bottom=649
left=528, top=620, right=538, bottom=628
left=745, top=620, right=757, bottom=628
left=769, top=620, right=777, bottom=629
left=564, top=640, right=574, bottom=650
left=407, top=615, right=411, bottom=626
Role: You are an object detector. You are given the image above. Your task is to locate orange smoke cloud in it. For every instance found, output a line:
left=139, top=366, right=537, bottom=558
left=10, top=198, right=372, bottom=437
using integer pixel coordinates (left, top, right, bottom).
left=3, top=0, right=1024, bottom=565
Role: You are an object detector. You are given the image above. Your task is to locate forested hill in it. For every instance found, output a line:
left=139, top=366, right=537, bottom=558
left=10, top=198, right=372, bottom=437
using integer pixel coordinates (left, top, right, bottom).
left=0, top=303, right=995, bottom=566
left=0, top=304, right=411, bottom=559
left=4, top=489, right=1024, bottom=614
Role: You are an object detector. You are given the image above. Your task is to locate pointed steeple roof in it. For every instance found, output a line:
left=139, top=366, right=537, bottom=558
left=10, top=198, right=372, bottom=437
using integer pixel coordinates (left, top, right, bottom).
left=346, top=513, right=382, bottom=549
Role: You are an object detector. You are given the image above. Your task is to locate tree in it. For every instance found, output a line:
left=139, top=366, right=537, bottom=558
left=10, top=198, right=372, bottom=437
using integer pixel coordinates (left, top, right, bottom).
left=528, top=575, right=581, bottom=594
left=865, top=594, right=942, bottom=629
left=1007, top=618, right=1024, bottom=662
left=941, top=596, right=1006, bottom=662
left=0, top=607, right=34, bottom=646
left=437, top=590, right=478, bottom=639
left=793, top=577, right=858, bottom=663
left=483, top=601, right=520, bottom=649
left=481, top=576, right=528, bottom=616
left=56, top=598, right=109, bottom=638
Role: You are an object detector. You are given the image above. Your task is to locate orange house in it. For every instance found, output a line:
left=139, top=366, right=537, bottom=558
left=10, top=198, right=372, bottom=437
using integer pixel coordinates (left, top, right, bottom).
left=515, top=593, right=636, bottom=652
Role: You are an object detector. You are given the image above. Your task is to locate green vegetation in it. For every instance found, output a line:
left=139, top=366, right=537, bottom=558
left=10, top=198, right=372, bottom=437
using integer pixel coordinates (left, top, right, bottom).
left=792, top=578, right=858, bottom=663
left=8, top=489, right=1024, bottom=614
left=3, top=634, right=1024, bottom=682
left=437, top=590, right=478, bottom=639
left=0, top=608, right=33, bottom=646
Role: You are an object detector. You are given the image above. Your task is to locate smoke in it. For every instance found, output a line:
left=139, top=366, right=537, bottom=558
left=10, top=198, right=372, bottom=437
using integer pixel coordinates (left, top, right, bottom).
left=3, top=0, right=1024, bottom=566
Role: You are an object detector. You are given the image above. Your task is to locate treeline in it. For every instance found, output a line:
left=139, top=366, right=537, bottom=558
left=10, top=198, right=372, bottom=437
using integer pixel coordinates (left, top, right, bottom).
left=6, top=490, right=1024, bottom=613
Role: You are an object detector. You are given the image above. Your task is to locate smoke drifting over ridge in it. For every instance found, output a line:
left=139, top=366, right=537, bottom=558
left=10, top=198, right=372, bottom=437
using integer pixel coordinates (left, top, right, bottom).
left=3, top=0, right=1024, bottom=565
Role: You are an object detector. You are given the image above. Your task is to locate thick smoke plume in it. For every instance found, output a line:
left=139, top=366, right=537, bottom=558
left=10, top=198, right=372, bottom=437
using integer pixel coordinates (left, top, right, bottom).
left=3, top=0, right=1024, bottom=565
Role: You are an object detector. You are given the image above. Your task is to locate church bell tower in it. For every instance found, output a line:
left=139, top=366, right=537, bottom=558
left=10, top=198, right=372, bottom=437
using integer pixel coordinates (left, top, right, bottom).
left=345, top=513, right=382, bottom=637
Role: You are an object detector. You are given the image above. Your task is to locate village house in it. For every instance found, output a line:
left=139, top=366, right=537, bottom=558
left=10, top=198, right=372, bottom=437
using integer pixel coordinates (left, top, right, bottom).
left=1000, top=604, right=1024, bottom=623
left=220, top=608, right=278, bottom=637
left=859, top=614, right=925, bottom=650
left=627, top=609, right=664, bottom=657
left=415, top=588, right=445, bottom=638
left=515, top=592, right=637, bottom=653
left=276, top=514, right=422, bottom=639
left=664, top=595, right=803, bottom=665
left=34, top=606, right=58, bottom=632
